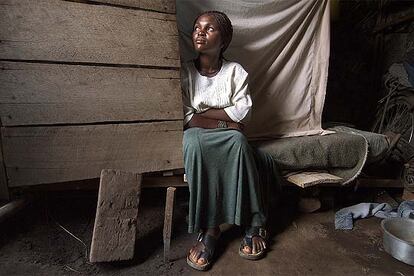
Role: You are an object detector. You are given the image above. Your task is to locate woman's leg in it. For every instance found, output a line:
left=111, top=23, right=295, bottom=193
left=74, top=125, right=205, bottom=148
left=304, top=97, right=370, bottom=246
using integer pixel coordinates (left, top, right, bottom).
left=240, top=146, right=280, bottom=258
left=184, top=128, right=221, bottom=268
left=183, top=128, right=271, bottom=265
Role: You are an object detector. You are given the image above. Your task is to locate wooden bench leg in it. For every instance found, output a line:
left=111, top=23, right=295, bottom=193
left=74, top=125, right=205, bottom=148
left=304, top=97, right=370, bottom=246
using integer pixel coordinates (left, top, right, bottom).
left=163, top=187, right=176, bottom=263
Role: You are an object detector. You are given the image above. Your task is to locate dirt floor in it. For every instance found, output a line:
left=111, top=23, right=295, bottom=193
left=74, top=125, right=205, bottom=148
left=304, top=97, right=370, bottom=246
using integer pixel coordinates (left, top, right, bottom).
left=0, top=186, right=413, bottom=276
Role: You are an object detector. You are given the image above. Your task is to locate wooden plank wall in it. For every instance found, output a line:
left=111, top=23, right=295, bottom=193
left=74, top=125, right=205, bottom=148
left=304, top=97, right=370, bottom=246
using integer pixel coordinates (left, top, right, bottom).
left=0, top=0, right=183, bottom=187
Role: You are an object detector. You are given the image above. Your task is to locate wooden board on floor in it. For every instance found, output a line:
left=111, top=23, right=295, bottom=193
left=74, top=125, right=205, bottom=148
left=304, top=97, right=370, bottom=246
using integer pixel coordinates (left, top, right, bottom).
left=0, top=62, right=182, bottom=126
left=90, top=169, right=142, bottom=262
left=0, top=0, right=179, bottom=68
left=2, top=121, right=184, bottom=187
left=88, top=0, right=176, bottom=14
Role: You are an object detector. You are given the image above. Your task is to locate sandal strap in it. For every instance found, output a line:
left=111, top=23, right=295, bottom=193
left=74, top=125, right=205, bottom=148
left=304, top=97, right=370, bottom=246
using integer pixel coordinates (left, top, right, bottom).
left=245, top=226, right=267, bottom=240
left=195, top=232, right=218, bottom=260
left=241, top=226, right=267, bottom=249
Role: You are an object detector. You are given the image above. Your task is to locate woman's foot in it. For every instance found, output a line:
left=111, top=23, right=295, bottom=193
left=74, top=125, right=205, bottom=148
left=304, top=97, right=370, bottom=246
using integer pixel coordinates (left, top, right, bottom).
left=187, top=227, right=220, bottom=270
left=239, top=226, right=267, bottom=260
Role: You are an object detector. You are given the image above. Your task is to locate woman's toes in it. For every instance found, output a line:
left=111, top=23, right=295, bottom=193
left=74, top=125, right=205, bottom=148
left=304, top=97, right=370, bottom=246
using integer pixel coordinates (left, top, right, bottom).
left=197, top=257, right=206, bottom=265
left=257, top=242, right=263, bottom=252
left=243, top=245, right=252, bottom=254
left=252, top=242, right=258, bottom=254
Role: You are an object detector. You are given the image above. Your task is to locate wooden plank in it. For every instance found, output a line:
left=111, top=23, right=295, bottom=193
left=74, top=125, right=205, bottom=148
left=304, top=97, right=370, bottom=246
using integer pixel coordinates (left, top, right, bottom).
left=0, top=62, right=182, bottom=126
left=2, top=121, right=184, bottom=187
left=374, top=8, right=414, bottom=33
left=163, top=186, right=176, bottom=262
left=88, top=0, right=176, bottom=14
left=90, top=169, right=142, bottom=262
left=143, top=175, right=187, bottom=188
left=0, top=0, right=179, bottom=68
left=8, top=174, right=188, bottom=192
left=0, top=198, right=28, bottom=223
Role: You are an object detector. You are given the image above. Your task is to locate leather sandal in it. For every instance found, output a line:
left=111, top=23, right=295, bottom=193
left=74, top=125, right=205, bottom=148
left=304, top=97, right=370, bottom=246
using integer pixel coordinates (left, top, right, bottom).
left=187, top=231, right=219, bottom=271
left=239, top=226, right=267, bottom=260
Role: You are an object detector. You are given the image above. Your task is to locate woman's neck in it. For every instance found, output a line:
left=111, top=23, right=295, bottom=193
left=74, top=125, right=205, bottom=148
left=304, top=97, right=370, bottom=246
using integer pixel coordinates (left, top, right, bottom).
left=195, top=53, right=222, bottom=76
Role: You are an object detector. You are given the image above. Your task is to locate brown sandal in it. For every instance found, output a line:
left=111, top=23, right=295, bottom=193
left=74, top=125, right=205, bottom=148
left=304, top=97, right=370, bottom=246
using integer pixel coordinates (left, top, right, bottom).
left=239, top=227, right=267, bottom=260
left=187, top=232, right=219, bottom=271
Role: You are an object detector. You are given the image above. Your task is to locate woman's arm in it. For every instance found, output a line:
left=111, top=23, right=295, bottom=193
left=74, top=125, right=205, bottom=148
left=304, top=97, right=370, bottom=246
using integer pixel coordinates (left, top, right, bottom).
left=186, top=114, right=243, bottom=131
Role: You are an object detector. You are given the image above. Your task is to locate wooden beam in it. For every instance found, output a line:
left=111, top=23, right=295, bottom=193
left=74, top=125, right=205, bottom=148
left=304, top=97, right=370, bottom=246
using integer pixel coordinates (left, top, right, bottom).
left=90, top=170, right=142, bottom=262
left=87, top=0, right=176, bottom=14
left=163, top=186, right=176, bottom=262
left=0, top=0, right=179, bottom=68
left=0, top=198, right=28, bottom=223
left=0, top=62, right=182, bottom=126
left=374, top=9, right=414, bottom=33
left=2, top=121, right=184, bottom=187
left=143, top=175, right=186, bottom=188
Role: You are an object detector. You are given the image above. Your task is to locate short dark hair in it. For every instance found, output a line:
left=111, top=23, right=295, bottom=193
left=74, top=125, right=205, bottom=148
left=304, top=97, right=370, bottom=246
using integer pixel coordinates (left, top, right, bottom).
left=193, top=11, right=233, bottom=57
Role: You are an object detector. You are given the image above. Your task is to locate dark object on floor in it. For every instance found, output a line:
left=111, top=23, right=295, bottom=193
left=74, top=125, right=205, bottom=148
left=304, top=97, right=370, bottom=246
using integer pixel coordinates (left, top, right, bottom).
left=298, top=197, right=322, bottom=213
left=89, top=170, right=142, bottom=262
left=381, top=218, right=414, bottom=266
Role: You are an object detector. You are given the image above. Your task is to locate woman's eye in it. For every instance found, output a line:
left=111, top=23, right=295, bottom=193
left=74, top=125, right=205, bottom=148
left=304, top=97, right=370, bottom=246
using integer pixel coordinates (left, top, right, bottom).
left=208, top=27, right=214, bottom=31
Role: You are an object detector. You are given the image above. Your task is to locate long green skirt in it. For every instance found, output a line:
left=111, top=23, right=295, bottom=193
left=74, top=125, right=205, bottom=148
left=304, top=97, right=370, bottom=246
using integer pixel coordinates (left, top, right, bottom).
left=183, top=127, right=279, bottom=233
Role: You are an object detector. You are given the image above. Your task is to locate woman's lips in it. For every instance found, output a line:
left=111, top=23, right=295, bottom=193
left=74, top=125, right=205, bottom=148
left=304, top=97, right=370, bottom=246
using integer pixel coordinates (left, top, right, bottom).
left=195, top=39, right=206, bottom=44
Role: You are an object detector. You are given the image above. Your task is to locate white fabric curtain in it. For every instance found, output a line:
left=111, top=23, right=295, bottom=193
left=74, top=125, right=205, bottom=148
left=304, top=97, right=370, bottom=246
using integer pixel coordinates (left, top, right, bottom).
left=176, top=0, right=330, bottom=139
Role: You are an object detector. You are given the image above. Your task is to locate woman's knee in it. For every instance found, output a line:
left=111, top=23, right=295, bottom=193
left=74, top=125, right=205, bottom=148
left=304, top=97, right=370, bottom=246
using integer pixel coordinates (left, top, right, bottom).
left=229, top=130, right=249, bottom=148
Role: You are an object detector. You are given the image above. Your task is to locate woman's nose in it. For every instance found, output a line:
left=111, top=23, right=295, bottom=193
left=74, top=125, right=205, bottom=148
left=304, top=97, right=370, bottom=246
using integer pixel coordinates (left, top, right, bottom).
left=197, top=30, right=206, bottom=37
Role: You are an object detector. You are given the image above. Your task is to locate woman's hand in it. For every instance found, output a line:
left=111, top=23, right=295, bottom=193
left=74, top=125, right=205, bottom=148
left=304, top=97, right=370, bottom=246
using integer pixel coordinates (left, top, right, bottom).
left=227, top=122, right=244, bottom=132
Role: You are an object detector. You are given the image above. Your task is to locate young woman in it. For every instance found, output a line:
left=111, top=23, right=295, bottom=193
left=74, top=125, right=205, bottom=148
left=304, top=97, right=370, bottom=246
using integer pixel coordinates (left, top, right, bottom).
left=182, top=11, right=276, bottom=271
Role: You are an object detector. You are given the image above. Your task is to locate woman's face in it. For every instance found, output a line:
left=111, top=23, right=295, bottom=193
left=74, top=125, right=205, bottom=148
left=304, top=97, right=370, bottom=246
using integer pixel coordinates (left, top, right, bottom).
left=192, top=14, right=223, bottom=55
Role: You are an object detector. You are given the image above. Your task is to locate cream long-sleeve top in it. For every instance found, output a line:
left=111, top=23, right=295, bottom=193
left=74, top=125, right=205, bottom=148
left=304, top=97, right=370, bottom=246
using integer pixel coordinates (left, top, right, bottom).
left=181, top=60, right=252, bottom=125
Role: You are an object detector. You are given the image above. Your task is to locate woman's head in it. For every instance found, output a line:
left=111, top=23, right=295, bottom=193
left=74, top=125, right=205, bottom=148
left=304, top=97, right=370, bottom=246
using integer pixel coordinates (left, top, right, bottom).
left=192, top=11, right=233, bottom=57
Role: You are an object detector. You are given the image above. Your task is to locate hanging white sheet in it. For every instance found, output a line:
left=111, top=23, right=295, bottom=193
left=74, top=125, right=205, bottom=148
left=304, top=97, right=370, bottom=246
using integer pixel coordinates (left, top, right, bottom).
left=176, top=0, right=330, bottom=139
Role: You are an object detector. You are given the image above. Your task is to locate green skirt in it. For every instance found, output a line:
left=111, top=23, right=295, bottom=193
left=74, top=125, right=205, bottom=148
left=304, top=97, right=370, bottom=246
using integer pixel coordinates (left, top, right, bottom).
left=183, top=128, right=279, bottom=233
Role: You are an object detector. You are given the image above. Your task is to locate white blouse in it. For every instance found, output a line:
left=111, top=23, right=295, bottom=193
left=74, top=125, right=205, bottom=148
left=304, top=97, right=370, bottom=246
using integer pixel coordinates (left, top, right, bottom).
left=181, top=60, right=252, bottom=125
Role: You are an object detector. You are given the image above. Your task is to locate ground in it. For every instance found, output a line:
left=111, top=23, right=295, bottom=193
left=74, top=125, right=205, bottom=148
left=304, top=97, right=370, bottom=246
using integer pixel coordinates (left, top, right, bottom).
left=0, top=187, right=413, bottom=276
